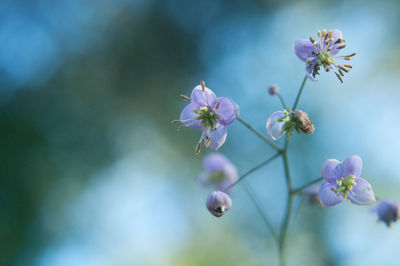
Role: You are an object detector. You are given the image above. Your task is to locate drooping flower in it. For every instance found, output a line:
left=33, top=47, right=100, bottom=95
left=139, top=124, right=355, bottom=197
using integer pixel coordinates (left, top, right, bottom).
left=206, top=190, right=232, bottom=217
left=266, top=109, right=314, bottom=140
left=294, top=29, right=355, bottom=83
left=199, top=153, right=238, bottom=194
left=176, top=81, right=239, bottom=154
left=319, top=155, right=376, bottom=207
left=371, top=200, right=399, bottom=227
left=266, top=110, right=287, bottom=140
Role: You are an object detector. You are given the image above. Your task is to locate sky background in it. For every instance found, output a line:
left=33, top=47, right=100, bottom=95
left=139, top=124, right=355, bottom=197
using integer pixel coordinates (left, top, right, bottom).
left=1, top=0, right=400, bottom=265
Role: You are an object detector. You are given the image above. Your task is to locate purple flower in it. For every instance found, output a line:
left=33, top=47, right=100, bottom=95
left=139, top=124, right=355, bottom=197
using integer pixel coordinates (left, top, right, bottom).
left=199, top=153, right=238, bottom=194
left=294, top=29, right=355, bottom=83
left=319, top=155, right=376, bottom=207
left=206, top=190, right=232, bottom=217
left=178, top=81, right=239, bottom=154
left=371, top=200, right=400, bottom=227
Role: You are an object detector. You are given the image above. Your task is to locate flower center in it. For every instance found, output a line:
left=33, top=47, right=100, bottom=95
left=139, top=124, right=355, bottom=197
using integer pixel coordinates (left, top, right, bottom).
left=208, top=171, right=225, bottom=183
left=335, top=175, right=356, bottom=199
left=317, top=52, right=334, bottom=67
left=193, top=106, right=221, bottom=131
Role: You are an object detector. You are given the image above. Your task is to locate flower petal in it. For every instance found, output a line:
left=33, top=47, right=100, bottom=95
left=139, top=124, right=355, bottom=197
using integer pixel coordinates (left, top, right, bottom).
left=208, top=124, right=227, bottom=150
left=343, top=155, right=362, bottom=178
left=214, top=97, right=239, bottom=125
left=266, top=111, right=286, bottom=140
left=319, top=181, right=343, bottom=207
left=321, top=159, right=343, bottom=184
left=329, top=29, right=343, bottom=55
left=348, top=177, right=375, bottom=205
left=191, top=85, right=217, bottom=107
left=294, top=39, right=318, bottom=62
left=179, top=102, right=202, bottom=129
left=202, top=152, right=230, bottom=172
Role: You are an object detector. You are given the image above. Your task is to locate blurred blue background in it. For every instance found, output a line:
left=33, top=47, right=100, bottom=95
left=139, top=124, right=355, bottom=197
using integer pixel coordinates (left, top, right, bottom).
left=1, top=0, right=399, bottom=265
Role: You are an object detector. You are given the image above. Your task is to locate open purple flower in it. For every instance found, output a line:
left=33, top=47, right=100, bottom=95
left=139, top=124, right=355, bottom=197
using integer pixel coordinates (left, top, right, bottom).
left=177, top=81, right=239, bottom=154
left=294, top=29, right=355, bottom=83
left=371, top=200, right=399, bottom=227
left=319, top=155, right=375, bottom=207
left=199, top=153, right=238, bottom=194
left=206, top=190, right=232, bottom=217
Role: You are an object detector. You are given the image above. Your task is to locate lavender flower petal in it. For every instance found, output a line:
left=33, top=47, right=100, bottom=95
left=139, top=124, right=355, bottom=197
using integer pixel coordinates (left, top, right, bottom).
left=266, top=111, right=286, bottom=140
left=343, top=155, right=362, bottom=178
left=208, top=124, right=227, bottom=150
left=191, top=85, right=217, bottom=107
left=202, top=152, right=230, bottom=172
left=321, top=159, right=343, bottom=184
left=179, top=102, right=202, bottom=129
left=319, top=181, right=343, bottom=207
left=329, top=29, right=343, bottom=55
left=215, top=97, right=239, bottom=125
left=294, top=39, right=318, bottom=62
left=348, top=177, right=375, bottom=205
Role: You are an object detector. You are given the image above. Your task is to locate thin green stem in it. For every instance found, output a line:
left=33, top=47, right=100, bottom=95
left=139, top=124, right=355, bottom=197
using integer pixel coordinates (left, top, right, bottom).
left=279, top=132, right=293, bottom=266
left=291, top=177, right=324, bottom=195
left=225, top=153, right=280, bottom=191
left=242, top=181, right=279, bottom=242
left=292, top=75, right=308, bottom=111
left=237, top=116, right=281, bottom=151
left=277, top=93, right=288, bottom=110
left=279, top=193, right=293, bottom=266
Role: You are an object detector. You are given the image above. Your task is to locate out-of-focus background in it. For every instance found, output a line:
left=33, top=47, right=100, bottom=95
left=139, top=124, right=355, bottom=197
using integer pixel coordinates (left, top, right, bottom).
left=1, top=0, right=400, bottom=265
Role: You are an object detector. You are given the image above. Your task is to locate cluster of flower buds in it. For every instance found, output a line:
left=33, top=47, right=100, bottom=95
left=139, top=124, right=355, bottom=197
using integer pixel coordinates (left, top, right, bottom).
left=266, top=109, right=314, bottom=140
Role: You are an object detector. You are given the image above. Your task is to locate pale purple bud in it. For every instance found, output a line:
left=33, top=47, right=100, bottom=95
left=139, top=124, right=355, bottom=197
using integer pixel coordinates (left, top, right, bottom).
left=206, top=191, right=232, bottom=217
left=199, top=153, right=238, bottom=194
left=268, top=85, right=279, bottom=95
left=266, top=111, right=286, bottom=140
left=293, top=110, right=314, bottom=134
left=371, top=200, right=400, bottom=227
left=303, top=184, right=321, bottom=205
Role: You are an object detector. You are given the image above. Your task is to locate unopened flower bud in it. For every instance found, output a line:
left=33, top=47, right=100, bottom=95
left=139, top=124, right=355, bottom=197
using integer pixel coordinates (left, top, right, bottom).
left=293, top=110, right=314, bottom=134
left=371, top=200, right=400, bottom=227
left=268, top=85, right=279, bottom=95
left=206, top=191, right=232, bottom=217
left=303, top=184, right=321, bottom=205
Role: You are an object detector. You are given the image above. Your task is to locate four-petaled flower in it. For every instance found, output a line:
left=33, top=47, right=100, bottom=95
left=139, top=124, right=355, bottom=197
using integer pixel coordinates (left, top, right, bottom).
left=177, top=81, right=239, bottom=154
left=371, top=199, right=399, bottom=227
left=294, top=29, right=355, bottom=83
left=199, top=152, right=238, bottom=194
left=206, top=190, right=232, bottom=217
left=319, top=155, right=375, bottom=207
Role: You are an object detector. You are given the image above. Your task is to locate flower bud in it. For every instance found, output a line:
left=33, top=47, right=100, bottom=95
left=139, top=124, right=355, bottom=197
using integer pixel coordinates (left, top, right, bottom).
left=268, top=85, right=279, bottom=95
left=206, top=191, right=232, bottom=217
left=371, top=200, right=400, bottom=227
left=303, top=184, right=321, bottom=205
left=293, top=110, right=314, bottom=134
